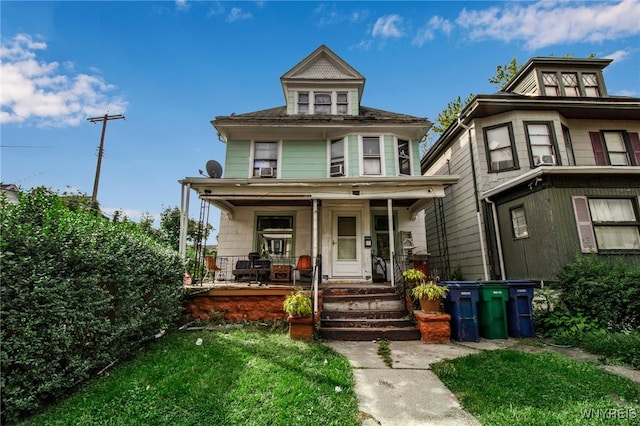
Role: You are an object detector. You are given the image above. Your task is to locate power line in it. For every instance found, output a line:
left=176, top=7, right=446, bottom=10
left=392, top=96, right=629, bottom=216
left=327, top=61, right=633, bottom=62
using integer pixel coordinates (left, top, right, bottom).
left=87, top=114, right=125, bottom=209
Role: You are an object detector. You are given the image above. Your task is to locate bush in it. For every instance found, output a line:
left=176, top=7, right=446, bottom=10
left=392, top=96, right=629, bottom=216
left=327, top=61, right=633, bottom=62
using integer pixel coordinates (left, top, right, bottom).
left=0, top=188, right=185, bottom=423
left=554, top=331, right=640, bottom=369
left=556, top=254, right=640, bottom=332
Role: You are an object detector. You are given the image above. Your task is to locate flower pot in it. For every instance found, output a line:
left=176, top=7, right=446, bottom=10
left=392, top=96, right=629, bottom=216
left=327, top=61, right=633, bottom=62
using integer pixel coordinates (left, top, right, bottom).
left=288, top=315, right=314, bottom=341
left=419, top=298, right=441, bottom=313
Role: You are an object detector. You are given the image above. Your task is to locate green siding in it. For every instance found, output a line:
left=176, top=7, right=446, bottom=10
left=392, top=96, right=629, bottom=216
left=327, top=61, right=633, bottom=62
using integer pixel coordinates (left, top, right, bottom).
left=350, top=90, right=359, bottom=116
left=411, top=140, right=421, bottom=176
left=281, top=141, right=327, bottom=178
left=224, top=140, right=251, bottom=178
left=286, top=90, right=295, bottom=115
left=384, top=135, right=396, bottom=176
left=347, top=135, right=360, bottom=176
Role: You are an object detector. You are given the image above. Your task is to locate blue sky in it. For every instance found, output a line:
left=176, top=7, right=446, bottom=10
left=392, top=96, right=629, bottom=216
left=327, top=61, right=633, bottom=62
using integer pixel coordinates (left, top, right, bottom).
left=2, top=0, right=639, bottom=239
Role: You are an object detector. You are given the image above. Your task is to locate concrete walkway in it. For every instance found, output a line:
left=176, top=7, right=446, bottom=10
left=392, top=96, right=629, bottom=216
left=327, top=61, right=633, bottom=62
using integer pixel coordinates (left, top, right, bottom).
left=326, top=338, right=640, bottom=426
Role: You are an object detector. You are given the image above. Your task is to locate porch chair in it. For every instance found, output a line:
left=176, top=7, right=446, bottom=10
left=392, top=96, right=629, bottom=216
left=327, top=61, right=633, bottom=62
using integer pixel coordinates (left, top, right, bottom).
left=292, top=255, right=313, bottom=287
left=203, top=255, right=221, bottom=282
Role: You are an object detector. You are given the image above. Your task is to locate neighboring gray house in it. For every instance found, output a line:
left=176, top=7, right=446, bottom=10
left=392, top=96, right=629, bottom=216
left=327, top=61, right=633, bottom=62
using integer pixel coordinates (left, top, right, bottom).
left=421, top=57, right=640, bottom=282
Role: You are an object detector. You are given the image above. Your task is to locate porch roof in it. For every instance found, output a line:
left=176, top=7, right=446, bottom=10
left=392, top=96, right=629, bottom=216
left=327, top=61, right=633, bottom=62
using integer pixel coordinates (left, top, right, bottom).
left=179, top=175, right=459, bottom=219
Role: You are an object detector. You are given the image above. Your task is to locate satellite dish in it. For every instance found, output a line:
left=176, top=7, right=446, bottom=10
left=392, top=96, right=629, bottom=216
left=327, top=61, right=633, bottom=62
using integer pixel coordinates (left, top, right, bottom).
left=205, top=160, right=223, bottom=178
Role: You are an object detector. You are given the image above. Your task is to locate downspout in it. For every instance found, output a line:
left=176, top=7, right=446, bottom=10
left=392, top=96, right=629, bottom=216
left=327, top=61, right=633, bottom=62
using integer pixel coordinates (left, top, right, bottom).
left=486, top=197, right=506, bottom=279
left=458, top=117, right=489, bottom=280
left=387, top=199, right=396, bottom=287
left=312, top=199, right=319, bottom=315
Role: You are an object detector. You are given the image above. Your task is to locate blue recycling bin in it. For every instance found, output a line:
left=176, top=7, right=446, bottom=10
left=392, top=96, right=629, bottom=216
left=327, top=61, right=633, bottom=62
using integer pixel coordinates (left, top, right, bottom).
left=505, top=280, right=537, bottom=338
left=441, top=281, right=480, bottom=342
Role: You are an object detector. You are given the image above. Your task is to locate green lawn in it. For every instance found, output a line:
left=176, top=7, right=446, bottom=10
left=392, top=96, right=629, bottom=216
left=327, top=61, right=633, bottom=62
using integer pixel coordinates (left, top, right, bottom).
left=432, top=349, right=640, bottom=426
left=19, top=326, right=360, bottom=426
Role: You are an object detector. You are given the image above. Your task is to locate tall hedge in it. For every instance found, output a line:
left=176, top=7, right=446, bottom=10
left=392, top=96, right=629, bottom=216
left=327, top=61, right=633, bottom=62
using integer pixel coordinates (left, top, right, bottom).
left=0, top=188, right=185, bottom=423
left=557, top=254, right=640, bottom=332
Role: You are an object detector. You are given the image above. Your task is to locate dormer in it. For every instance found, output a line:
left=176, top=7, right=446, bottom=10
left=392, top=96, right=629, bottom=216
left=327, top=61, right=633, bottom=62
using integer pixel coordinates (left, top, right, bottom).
left=280, top=45, right=366, bottom=116
left=504, top=57, right=612, bottom=98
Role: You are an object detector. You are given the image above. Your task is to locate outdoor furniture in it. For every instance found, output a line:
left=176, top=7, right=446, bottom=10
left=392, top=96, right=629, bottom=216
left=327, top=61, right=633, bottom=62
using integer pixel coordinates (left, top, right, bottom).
left=270, top=264, right=292, bottom=282
left=232, top=252, right=271, bottom=282
left=292, top=255, right=312, bottom=286
left=203, top=255, right=221, bottom=282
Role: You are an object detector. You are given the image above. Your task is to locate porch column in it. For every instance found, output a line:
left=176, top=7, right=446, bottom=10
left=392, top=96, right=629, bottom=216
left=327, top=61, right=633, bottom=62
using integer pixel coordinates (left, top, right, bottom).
left=178, top=183, right=190, bottom=258
left=387, top=199, right=395, bottom=288
left=312, top=199, right=319, bottom=314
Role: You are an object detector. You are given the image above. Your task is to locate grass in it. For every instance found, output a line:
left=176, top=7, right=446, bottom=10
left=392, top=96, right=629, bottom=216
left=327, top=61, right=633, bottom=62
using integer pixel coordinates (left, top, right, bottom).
left=376, top=339, right=393, bottom=368
left=432, top=349, right=640, bottom=426
left=554, top=331, right=640, bottom=369
left=18, top=325, right=360, bottom=426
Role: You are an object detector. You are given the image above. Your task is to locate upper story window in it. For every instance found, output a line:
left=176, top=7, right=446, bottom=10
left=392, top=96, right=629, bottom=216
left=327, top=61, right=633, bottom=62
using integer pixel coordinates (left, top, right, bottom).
left=362, top=136, right=382, bottom=175
left=337, top=92, right=348, bottom=114
left=314, top=93, right=331, bottom=114
left=330, top=138, right=345, bottom=176
left=582, top=73, right=599, bottom=97
left=572, top=196, right=640, bottom=252
left=298, top=92, right=309, bottom=114
left=253, top=141, right=278, bottom=177
left=561, top=73, right=580, bottom=96
left=542, top=72, right=559, bottom=95
left=397, top=139, right=411, bottom=175
left=525, top=122, right=559, bottom=166
left=562, top=125, right=576, bottom=166
left=590, top=131, right=640, bottom=166
left=541, top=71, right=602, bottom=97
left=295, top=90, right=350, bottom=115
left=484, top=123, right=518, bottom=172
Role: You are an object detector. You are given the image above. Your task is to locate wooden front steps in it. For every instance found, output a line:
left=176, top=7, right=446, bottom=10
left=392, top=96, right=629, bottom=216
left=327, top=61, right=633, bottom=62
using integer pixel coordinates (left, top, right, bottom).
left=319, top=286, right=420, bottom=341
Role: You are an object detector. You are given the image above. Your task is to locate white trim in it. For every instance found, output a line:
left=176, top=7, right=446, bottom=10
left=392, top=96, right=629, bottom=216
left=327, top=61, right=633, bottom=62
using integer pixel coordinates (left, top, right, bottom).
left=396, top=137, right=412, bottom=176
left=359, top=134, right=385, bottom=177
left=294, top=89, right=352, bottom=116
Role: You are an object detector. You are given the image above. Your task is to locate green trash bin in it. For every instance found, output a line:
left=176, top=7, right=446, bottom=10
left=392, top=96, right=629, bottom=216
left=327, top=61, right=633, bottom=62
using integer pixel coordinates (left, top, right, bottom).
left=478, top=281, right=509, bottom=339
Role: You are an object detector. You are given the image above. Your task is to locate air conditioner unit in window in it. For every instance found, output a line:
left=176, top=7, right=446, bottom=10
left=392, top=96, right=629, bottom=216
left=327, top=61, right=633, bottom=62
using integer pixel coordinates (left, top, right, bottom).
left=534, top=155, right=555, bottom=166
left=258, top=167, right=275, bottom=177
left=330, top=163, right=344, bottom=176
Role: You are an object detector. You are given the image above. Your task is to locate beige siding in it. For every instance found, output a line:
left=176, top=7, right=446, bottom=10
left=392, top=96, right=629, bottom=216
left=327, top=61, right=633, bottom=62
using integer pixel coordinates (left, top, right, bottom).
left=560, top=119, right=640, bottom=166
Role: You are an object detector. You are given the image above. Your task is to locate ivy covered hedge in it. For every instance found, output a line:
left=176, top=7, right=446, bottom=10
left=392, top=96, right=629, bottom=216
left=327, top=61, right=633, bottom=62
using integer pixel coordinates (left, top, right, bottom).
left=0, top=188, right=185, bottom=423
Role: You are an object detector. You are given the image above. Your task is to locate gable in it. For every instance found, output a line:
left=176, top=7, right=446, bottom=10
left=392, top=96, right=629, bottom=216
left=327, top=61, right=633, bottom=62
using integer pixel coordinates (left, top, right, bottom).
left=281, top=45, right=364, bottom=82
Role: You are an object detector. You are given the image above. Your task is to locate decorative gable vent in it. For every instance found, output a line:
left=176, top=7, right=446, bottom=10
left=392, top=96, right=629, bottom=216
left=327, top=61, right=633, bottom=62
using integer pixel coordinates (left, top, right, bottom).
left=534, top=155, right=555, bottom=166
left=330, top=163, right=344, bottom=176
left=258, top=167, right=275, bottom=178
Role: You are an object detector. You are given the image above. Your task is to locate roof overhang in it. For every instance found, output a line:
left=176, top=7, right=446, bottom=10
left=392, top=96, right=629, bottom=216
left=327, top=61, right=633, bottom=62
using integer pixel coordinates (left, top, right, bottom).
left=481, top=166, right=640, bottom=200
left=180, top=175, right=459, bottom=220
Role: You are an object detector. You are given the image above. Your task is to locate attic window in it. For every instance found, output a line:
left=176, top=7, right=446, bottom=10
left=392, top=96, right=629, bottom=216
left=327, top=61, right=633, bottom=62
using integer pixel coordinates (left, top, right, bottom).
left=298, top=92, right=309, bottom=114
left=583, top=73, right=600, bottom=97
left=337, top=92, right=348, bottom=114
left=561, top=73, right=580, bottom=97
left=314, top=93, right=331, bottom=114
left=542, top=72, right=559, bottom=96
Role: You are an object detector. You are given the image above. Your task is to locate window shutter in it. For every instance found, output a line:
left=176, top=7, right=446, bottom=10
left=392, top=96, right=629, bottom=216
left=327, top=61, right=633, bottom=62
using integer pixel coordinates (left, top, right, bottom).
left=629, top=132, right=640, bottom=166
left=571, top=196, right=597, bottom=253
left=589, top=132, right=608, bottom=165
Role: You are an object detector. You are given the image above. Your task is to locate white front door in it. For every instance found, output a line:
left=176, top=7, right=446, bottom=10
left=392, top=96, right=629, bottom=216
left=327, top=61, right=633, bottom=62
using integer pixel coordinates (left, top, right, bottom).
left=332, top=212, right=362, bottom=277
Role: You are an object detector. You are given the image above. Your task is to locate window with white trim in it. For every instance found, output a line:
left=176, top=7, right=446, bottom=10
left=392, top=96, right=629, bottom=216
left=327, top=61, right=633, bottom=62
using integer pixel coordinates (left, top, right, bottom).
left=337, top=92, right=348, bottom=114
left=510, top=206, right=529, bottom=239
left=362, top=136, right=382, bottom=175
left=314, top=92, right=331, bottom=115
left=253, top=142, right=278, bottom=177
left=572, top=196, right=640, bottom=252
left=397, top=139, right=411, bottom=175
left=484, top=123, right=517, bottom=172
left=298, top=92, right=309, bottom=114
left=256, top=215, right=294, bottom=258
left=330, top=138, right=345, bottom=176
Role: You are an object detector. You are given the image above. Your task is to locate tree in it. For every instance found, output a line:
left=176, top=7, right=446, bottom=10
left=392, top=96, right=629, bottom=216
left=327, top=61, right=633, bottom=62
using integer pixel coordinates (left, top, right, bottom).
left=158, top=206, right=212, bottom=251
left=488, top=56, right=523, bottom=90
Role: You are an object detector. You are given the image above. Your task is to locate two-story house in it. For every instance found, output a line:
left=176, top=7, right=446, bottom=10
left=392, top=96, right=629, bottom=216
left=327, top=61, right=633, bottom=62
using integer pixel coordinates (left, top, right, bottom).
left=421, top=57, right=640, bottom=282
left=180, top=45, right=458, bottom=289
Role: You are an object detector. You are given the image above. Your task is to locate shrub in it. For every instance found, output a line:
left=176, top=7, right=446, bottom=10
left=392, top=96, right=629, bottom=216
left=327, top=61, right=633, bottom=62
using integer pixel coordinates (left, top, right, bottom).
left=556, top=254, right=640, bottom=332
left=0, top=188, right=185, bottom=423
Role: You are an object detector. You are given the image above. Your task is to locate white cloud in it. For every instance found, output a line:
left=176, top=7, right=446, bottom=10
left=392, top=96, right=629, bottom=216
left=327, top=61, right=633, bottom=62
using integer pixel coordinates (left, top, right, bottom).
left=175, top=0, right=189, bottom=12
left=227, top=7, right=252, bottom=22
left=314, top=5, right=369, bottom=26
left=604, top=49, right=632, bottom=63
left=372, top=15, right=404, bottom=39
left=0, top=34, right=127, bottom=127
left=413, top=15, right=453, bottom=47
left=457, top=0, right=640, bottom=49
left=350, top=40, right=374, bottom=51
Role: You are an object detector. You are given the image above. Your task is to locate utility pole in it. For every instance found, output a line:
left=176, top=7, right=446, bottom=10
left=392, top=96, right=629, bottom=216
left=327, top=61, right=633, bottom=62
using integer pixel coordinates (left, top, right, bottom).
left=87, top=113, right=125, bottom=210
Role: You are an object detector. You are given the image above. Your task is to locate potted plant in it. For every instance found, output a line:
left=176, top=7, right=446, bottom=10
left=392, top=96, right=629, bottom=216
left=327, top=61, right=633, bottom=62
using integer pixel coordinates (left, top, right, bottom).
left=402, top=268, right=427, bottom=287
left=283, top=290, right=314, bottom=340
left=411, top=280, right=448, bottom=313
